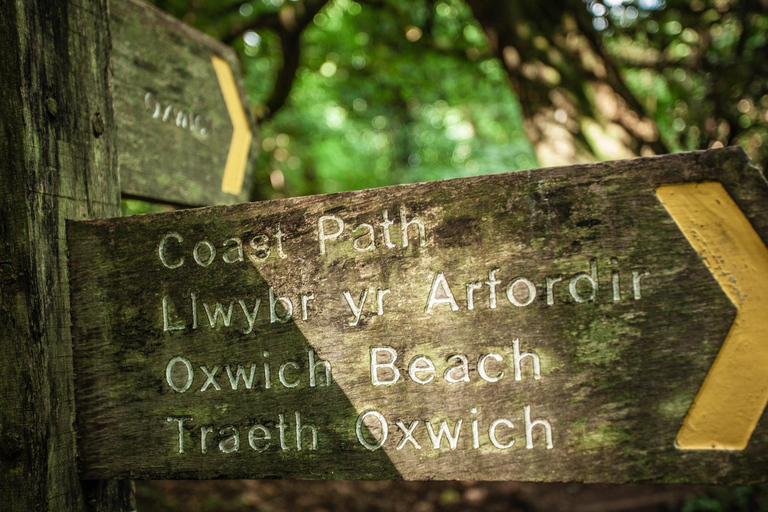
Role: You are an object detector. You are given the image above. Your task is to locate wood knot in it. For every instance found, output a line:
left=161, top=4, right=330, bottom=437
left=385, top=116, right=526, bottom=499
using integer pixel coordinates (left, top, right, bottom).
left=91, top=113, right=105, bottom=138
left=45, top=98, right=58, bottom=118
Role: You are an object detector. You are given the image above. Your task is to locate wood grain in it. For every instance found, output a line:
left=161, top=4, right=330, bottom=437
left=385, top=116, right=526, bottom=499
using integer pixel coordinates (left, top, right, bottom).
left=0, top=0, right=132, bottom=509
left=68, top=148, right=768, bottom=483
left=111, top=0, right=258, bottom=206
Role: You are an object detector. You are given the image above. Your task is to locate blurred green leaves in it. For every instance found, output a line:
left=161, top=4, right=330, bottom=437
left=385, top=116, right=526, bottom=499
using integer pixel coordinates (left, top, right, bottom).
left=146, top=0, right=767, bottom=206
left=234, top=0, right=537, bottom=199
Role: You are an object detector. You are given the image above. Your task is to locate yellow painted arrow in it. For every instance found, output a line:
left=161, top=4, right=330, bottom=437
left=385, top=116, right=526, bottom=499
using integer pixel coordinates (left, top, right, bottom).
left=656, top=181, right=768, bottom=451
left=212, top=55, right=252, bottom=196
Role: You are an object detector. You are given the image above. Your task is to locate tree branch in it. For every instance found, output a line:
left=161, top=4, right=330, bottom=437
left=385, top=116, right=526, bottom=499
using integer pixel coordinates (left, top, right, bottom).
left=220, top=0, right=330, bottom=122
left=569, top=1, right=670, bottom=154
left=261, top=26, right=303, bottom=122
left=222, top=10, right=281, bottom=45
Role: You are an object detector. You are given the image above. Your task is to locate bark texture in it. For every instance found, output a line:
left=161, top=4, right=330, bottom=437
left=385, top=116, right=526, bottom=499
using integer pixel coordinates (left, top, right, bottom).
left=0, top=0, right=133, bottom=509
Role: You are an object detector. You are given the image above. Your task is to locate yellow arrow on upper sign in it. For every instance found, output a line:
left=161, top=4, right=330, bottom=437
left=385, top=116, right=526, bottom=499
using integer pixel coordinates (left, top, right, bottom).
left=212, top=55, right=253, bottom=196
left=656, top=181, right=768, bottom=451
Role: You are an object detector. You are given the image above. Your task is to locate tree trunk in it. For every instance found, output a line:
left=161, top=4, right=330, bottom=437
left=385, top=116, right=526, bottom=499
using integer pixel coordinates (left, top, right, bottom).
left=466, top=0, right=668, bottom=166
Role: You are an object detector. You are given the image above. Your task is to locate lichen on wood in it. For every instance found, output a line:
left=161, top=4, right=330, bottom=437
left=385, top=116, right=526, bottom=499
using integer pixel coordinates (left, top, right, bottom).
left=69, top=147, right=768, bottom=484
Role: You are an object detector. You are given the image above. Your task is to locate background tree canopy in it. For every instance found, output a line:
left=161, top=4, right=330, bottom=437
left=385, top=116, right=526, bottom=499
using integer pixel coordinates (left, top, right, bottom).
left=147, top=0, right=766, bottom=204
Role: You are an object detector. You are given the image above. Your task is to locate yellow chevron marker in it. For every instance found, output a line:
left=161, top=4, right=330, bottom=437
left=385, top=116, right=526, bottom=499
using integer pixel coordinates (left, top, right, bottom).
left=656, top=181, right=768, bottom=451
left=212, top=55, right=252, bottom=195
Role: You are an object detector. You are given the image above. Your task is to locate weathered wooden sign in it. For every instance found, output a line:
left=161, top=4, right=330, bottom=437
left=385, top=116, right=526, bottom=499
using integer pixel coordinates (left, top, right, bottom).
left=111, top=0, right=257, bottom=206
left=68, top=147, right=768, bottom=483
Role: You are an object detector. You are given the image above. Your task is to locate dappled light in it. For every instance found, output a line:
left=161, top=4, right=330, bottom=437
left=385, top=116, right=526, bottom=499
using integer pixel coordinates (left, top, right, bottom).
left=156, top=0, right=766, bottom=192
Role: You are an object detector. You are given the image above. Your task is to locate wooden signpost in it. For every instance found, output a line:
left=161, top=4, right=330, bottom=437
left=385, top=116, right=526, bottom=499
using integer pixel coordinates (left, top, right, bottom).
left=0, top=1, right=132, bottom=510
left=3, top=0, right=767, bottom=508
left=68, top=147, right=768, bottom=483
left=111, top=0, right=257, bottom=206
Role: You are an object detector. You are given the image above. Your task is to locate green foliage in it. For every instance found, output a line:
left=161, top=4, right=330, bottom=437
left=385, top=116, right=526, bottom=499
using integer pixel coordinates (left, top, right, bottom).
left=121, top=199, right=173, bottom=216
left=144, top=0, right=767, bottom=206
left=601, top=0, right=768, bottom=161
left=238, top=0, right=536, bottom=199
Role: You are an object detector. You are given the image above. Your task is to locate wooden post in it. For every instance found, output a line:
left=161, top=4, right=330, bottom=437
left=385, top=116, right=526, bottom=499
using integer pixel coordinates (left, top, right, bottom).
left=0, top=0, right=133, bottom=510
